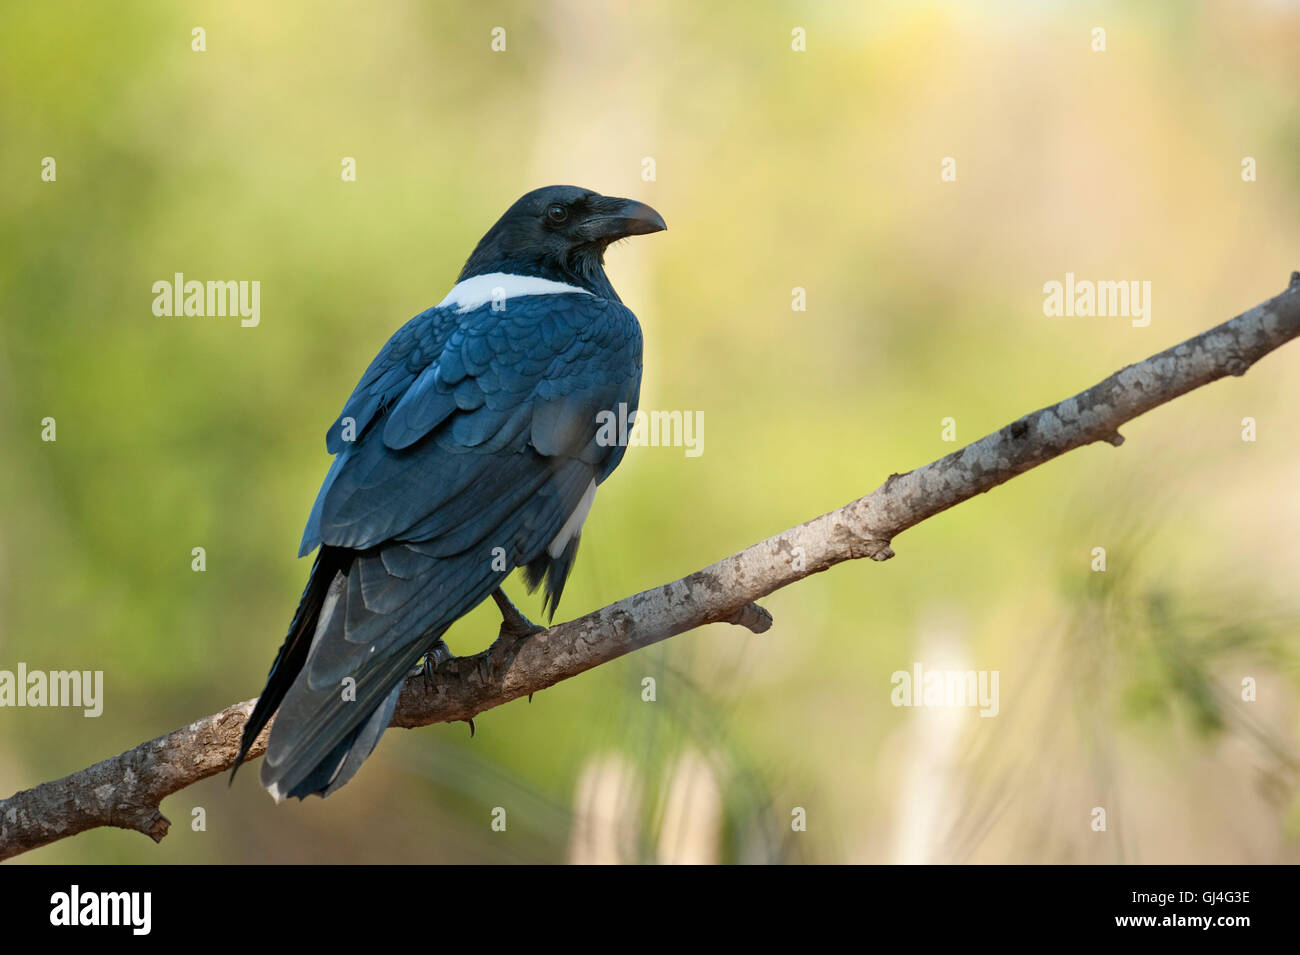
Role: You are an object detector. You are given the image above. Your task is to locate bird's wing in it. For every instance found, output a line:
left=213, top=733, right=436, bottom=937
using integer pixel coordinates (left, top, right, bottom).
left=262, top=291, right=642, bottom=797
left=300, top=292, right=641, bottom=555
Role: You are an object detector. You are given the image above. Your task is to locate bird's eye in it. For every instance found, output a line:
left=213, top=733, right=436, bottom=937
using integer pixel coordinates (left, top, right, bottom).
left=546, top=204, right=568, bottom=223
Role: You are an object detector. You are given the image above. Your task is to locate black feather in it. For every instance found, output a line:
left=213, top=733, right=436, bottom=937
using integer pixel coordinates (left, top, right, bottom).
left=230, top=545, right=352, bottom=781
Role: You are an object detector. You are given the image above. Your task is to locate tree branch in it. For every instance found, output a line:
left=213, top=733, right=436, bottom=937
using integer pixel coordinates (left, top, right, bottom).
left=4, top=273, right=1299, bottom=861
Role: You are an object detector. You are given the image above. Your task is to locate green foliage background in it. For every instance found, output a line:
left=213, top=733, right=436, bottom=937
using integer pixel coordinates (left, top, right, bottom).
left=1, top=1, right=1298, bottom=863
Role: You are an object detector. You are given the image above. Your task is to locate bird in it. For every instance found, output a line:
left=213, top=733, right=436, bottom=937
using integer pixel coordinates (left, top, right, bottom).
left=233, top=185, right=666, bottom=801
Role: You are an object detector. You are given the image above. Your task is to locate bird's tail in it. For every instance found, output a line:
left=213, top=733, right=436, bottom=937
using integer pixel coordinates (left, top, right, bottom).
left=231, top=545, right=352, bottom=780
left=259, top=543, right=508, bottom=800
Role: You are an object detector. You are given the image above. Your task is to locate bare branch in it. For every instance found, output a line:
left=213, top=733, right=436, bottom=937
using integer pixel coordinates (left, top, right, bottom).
left=4, top=273, right=1298, bottom=861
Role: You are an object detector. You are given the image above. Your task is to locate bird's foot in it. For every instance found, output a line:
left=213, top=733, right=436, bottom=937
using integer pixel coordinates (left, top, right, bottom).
left=409, top=638, right=454, bottom=687
left=485, top=589, right=544, bottom=677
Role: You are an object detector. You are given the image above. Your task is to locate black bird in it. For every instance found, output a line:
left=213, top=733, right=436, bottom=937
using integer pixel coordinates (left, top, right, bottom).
left=235, top=186, right=666, bottom=800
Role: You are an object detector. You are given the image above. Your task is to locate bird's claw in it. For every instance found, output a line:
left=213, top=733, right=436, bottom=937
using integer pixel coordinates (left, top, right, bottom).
left=410, top=638, right=454, bottom=687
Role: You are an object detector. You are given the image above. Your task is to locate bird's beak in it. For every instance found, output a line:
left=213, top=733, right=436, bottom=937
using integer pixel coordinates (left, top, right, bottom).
left=588, top=196, right=667, bottom=239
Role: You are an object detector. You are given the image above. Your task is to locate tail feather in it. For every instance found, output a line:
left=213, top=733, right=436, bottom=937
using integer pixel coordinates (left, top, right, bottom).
left=281, top=681, right=405, bottom=800
left=231, top=546, right=352, bottom=780
left=259, top=545, right=506, bottom=799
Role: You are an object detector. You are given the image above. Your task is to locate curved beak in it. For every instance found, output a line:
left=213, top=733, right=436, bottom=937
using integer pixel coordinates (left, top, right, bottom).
left=588, top=196, right=667, bottom=240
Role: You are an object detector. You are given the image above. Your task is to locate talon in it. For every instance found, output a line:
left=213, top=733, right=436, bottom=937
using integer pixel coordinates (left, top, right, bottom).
left=465, top=717, right=476, bottom=738
left=420, top=639, right=453, bottom=687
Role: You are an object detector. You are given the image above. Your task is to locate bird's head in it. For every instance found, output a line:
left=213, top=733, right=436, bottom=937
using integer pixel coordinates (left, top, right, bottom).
left=459, top=185, right=666, bottom=299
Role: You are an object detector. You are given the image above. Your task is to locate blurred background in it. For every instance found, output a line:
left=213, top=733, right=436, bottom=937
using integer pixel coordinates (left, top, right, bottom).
left=1, top=0, right=1298, bottom=864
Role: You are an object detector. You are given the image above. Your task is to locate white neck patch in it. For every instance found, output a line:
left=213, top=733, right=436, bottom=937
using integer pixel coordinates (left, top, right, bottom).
left=437, top=272, right=591, bottom=314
